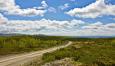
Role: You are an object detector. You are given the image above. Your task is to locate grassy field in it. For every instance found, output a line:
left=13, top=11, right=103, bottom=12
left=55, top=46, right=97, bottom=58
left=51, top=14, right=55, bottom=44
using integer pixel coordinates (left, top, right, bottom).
left=0, top=35, right=67, bottom=55
left=26, top=38, right=115, bottom=66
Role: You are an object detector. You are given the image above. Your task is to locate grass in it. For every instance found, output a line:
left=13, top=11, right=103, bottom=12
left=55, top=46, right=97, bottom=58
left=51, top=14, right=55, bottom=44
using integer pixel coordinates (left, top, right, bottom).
left=0, top=35, right=115, bottom=66
left=28, top=38, right=115, bottom=66
left=0, top=35, right=67, bottom=55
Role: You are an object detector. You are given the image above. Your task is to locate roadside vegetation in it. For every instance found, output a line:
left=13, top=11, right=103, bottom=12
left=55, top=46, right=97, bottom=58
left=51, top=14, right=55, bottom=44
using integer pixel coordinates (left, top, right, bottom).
left=0, top=35, right=67, bottom=55
left=26, top=38, right=115, bottom=66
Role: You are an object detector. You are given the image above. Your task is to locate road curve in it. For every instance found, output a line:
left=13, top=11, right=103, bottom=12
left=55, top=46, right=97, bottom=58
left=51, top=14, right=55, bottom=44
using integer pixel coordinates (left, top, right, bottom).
left=0, top=41, right=72, bottom=66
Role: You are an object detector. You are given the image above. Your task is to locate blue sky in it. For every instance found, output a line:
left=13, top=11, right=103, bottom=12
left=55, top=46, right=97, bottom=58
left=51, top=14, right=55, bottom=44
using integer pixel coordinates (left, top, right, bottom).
left=3, top=0, right=115, bottom=22
left=0, top=0, right=115, bottom=36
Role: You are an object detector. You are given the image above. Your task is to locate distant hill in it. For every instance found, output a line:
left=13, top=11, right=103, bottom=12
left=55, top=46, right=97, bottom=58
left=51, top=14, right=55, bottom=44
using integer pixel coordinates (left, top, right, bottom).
left=0, top=33, right=23, bottom=36
left=0, top=33, right=47, bottom=37
left=76, top=36, right=115, bottom=38
left=0, top=33, right=114, bottom=38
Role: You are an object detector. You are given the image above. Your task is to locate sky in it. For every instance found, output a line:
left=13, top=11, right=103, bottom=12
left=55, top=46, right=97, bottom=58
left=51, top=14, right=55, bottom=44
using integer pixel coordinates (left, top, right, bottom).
left=0, top=0, right=115, bottom=36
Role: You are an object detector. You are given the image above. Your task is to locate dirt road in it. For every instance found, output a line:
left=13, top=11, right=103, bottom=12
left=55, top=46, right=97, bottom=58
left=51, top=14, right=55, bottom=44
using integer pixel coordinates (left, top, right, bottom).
left=0, top=41, right=72, bottom=66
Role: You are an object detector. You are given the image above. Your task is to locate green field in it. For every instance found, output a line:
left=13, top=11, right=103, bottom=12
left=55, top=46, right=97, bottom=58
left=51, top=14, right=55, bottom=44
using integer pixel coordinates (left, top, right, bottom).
left=26, top=38, right=115, bottom=66
left=0, top=35, right=67, bottom=55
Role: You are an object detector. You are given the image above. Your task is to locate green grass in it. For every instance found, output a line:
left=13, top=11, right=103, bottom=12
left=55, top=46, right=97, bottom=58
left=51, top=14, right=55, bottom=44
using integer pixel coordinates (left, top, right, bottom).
left=0, top=35, right=67, bottom=55
left=41, top=38, right=115, bottom=66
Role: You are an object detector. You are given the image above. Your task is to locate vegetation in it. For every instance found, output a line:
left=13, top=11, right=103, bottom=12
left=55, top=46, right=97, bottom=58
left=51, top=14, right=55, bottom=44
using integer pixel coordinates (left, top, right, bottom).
left=0, top=35, right=115, bottom=66
left=39, top=38, right=115, bottom=66
left=0, top=35, right=67, bottom=55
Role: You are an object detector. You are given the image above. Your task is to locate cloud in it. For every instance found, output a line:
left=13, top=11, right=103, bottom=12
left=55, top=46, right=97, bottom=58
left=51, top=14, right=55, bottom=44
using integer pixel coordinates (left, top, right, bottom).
left=48, top=7, right=57, bottom=13
left=0, top=19, right=85, bottom=34
left=0, top=0, right=48, bottom=16
left=105, top=23, right=115, bottom=29
left=82, top=22, right=103, bottom=29
left=66, top=0, right=115, bottom=18
left=0, top=13, right=7, bottom=24
left=82, top=22, right=115, bottom=30
left=59, top=3, right=69, bottom=10
left=0, top=18, right=115, bottom=36
left=112, top=18, right=115, bottom=20
left=35, top=1, right=48, bottom=10
left=82, top=22, right=115, bottom=36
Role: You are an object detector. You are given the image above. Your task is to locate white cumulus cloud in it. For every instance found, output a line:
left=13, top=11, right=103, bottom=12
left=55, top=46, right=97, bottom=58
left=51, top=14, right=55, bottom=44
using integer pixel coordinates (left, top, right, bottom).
left=0, top=19, right=85, bottom=34
left=0, top=17, right=115, bottom=36
left=0, top=16, right=115, bottom=36
left=66, top=0, right=115, bottom=18
left=82, top=22, right=115, bottom=36
left=0, top=0, right=48, bottom=16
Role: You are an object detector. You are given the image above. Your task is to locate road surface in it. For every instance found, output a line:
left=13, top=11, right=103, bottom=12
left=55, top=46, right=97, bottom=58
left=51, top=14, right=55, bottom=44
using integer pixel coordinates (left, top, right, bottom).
left=0, top=41, right=72, bottom=66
